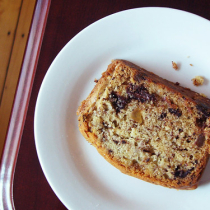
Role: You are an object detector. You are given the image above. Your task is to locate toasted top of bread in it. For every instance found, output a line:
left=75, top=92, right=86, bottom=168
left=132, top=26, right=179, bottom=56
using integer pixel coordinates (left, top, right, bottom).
left=77, top=59, right=210, bottom=189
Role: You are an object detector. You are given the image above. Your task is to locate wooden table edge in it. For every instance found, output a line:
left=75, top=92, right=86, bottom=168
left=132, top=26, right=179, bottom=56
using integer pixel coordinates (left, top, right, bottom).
left=0, top=0, right=51, bottom=209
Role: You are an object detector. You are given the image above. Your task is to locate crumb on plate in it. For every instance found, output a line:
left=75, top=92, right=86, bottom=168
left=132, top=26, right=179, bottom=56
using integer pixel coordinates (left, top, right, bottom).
left=200, top=93, right=207, bottom=97
left=191, top=76, right=204, bottom=86
left=172, top=61, right=178, bottom=70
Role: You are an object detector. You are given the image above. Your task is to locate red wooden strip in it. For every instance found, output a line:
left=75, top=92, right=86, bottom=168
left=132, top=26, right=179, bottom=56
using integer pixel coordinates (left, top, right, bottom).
left=0, top=0, right=51, bottom=209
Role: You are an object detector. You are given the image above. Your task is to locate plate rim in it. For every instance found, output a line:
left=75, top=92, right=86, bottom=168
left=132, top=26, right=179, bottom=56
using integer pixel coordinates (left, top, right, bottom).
left=34, top=7, right=210, bottom=210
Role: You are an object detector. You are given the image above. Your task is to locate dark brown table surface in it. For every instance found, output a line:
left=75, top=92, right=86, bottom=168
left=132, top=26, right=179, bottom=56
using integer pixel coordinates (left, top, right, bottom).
left=5, top=0, right=210, bottom=209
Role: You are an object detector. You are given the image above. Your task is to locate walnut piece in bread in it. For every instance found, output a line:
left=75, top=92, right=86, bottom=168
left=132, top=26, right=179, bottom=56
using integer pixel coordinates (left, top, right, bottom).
left=77, top=60, right=210, bottom=190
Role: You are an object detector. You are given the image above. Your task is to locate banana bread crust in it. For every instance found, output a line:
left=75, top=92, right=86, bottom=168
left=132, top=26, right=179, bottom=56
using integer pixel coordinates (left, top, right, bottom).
left=77, top=60, right=210, bottom=189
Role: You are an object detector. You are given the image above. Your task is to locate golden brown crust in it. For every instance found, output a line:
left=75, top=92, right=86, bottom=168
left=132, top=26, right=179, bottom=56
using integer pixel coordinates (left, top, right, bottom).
left=77, top=62, right=116, bottom=115
left=77, top=59, right=210, bottom=190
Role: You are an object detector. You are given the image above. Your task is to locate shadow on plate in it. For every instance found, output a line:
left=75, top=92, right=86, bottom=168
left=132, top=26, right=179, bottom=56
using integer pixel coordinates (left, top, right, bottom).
left=203, top=76, right=209, bottom=86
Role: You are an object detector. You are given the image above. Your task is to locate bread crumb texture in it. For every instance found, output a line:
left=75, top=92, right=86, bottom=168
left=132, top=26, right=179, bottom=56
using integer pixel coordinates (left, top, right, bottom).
left=77, top=60, right=210, bottom=190
left=192, top=76, right=204, bottom=86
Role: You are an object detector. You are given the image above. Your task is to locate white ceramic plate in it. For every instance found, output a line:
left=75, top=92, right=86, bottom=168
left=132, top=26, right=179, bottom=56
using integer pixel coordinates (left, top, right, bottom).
left=34, top=7, right=210, bottom=210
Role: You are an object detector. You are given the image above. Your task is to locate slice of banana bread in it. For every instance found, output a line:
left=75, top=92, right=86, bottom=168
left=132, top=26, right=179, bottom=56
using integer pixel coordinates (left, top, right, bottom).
left=77, top=59, right=210, bottom=189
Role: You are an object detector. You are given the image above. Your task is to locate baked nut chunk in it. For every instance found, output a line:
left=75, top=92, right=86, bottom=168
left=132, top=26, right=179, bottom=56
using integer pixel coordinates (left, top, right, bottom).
left=77, top=59, right=210, bottom=190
